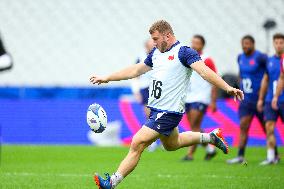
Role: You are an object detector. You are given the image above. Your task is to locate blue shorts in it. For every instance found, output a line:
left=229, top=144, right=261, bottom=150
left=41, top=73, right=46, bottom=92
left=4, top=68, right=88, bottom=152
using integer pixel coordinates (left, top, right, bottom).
left=238, top=101, right=263, bottom=122
left=144, top=109, right=183, bottom=136
left=185, top=102, right=208, bottom=114
left=264, top=102, right=284, bottom=122
left=139, top=87, right=149, bottom=105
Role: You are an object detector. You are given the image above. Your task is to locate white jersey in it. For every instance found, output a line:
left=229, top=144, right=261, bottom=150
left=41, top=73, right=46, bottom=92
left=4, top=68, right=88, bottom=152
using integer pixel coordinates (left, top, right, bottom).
left=186, top=54, right=215, bottom=105
left=144, top=41, right=201, bottom=114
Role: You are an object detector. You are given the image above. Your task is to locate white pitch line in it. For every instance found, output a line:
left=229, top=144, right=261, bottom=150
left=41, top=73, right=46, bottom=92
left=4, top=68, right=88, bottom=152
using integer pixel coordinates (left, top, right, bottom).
left=2, top=172, right=280, bottom=181
left=2, top=172, right=90, bottom=178
left=1, top=172, right=144, bottom=180
left=157, top=173, right=278, bottom=180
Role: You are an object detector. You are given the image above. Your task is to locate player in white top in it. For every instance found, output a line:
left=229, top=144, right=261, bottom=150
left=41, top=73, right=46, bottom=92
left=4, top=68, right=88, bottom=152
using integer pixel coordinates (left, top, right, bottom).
left=182, top=35, right=218, bottom=161
left=90, top=20, right=244, bottom=189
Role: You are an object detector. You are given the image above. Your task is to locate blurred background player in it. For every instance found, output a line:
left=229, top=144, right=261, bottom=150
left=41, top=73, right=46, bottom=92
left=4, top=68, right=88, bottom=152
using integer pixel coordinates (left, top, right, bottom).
left=227, top=35, right=268, bottom=164
left=257, top=33, right=284, bottom=165
left=272, top=51, right=284, bottom=110
left=182, top=35, right=218, bottom=161
left=0, top=32, right=13, bottom=72
left=131, top=39, right=159, bottom=151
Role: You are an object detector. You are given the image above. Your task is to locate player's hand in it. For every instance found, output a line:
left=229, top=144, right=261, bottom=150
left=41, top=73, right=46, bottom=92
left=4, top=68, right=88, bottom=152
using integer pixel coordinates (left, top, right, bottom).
left=90, top=75, right=109, bottom=85
left=209, top=102, right=217, bottom=112
left=257, top=99, right=264, bottom=112
left=226, top=87, right=244, bottom=101
left=271, top=97, right=278, bottom=110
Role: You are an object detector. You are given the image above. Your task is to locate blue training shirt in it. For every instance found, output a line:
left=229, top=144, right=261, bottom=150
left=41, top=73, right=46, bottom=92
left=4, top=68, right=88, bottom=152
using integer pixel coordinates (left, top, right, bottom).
left=238, top=50, right=267, bottom=103
left=265, top=55, right=284, bottom=103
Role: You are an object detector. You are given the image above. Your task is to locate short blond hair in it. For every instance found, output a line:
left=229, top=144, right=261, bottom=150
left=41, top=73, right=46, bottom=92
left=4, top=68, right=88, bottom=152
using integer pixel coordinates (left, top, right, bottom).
left=149, top=20, right=174, bottom=35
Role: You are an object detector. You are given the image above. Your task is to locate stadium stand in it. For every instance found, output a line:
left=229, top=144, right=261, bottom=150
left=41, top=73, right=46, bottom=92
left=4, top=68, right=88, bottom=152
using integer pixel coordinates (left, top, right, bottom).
left=0, top=0, right=283, bottom=86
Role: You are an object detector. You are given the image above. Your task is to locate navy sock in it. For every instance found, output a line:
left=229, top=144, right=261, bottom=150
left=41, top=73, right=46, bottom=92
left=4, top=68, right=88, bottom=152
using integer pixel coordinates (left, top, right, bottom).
left=238, top=148, right=245, bottom=157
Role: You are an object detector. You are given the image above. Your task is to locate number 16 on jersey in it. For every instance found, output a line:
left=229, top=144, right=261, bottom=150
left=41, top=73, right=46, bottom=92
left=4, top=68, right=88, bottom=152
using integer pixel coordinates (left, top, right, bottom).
left=151, top=80, right=163, bottom=99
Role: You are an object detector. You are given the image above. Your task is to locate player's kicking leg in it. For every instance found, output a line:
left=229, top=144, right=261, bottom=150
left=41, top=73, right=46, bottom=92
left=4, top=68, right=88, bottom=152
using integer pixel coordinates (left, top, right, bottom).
left=182, top=104, right=216, bottom=161
left=160, top=127, right=228, bottom=154
left=182, top=107, right=204, bottom=161
left=94, top=111, right=228, bottom=189
left=94, top=126, right=159, bottom=189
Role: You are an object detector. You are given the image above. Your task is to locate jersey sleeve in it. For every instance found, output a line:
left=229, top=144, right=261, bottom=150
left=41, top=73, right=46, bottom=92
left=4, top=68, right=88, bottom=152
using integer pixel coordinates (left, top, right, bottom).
left=178, top=46, right=202, bottom=68
left=237, top=54, right=241, bottom=64
left=204, top=57, right=217, bottom=73
left=144, top=48, right=156, bottom=67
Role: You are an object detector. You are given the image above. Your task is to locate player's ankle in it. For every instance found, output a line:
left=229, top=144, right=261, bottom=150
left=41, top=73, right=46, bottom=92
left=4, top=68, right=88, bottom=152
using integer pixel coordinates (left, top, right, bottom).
left=110, top=172, right=124, bottom=188
left=200, top=133, right=211, bottom=144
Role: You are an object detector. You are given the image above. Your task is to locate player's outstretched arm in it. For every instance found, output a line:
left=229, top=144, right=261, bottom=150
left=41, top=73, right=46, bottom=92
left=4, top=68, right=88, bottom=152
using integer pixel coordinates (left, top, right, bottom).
left=257, top=73, right=269, bottom=112
left=90, top=63, right=151, bottom=85
left=272, top=72, right=284, bottom=110
left=190, top=61, right=244, bottom=101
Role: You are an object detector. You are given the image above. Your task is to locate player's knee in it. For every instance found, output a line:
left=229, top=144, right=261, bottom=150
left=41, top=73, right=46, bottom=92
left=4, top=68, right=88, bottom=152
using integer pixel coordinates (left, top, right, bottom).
left=240, top=119, right=250, bottom=132
left=265, top=122, right=275, bottom=135
left=130, top=140, right=144, bottom=153
left=163, top=143, right=178, bottom=151
left=130, top=136, right=148, bottom=153
left=267, top=140, right=275, bottom=146
left=266, top=128, right=274, bottom=136
left=240, top=124, right=249, bottom=133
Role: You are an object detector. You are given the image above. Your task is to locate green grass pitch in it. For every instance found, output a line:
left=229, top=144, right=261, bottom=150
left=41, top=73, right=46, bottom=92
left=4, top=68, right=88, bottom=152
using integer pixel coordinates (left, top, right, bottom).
left=1, top=145, right=284, bottom=189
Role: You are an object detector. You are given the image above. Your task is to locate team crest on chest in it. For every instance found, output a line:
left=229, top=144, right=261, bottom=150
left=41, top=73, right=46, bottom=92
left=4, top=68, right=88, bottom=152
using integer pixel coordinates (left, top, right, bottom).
left=168, top=55, right=174, bottom=60
left=249, top=59, right=255, bottom=65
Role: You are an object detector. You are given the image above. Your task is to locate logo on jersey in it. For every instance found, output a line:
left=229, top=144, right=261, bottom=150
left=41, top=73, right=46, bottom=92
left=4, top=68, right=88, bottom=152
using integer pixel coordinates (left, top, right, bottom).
left=168, top=55, right=174, bottom=60
left=249, top=60, right=255, bottom=65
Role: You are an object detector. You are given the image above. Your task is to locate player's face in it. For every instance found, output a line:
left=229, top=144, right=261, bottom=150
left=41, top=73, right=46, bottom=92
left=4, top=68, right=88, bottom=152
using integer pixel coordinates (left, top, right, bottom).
left=151, top=31, right=169, bottom=53
left=241, top=39, right=254, bottom=55
left=191, top=38, right=204, bottom=52
left=273, top=38, right=284, bottom=55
